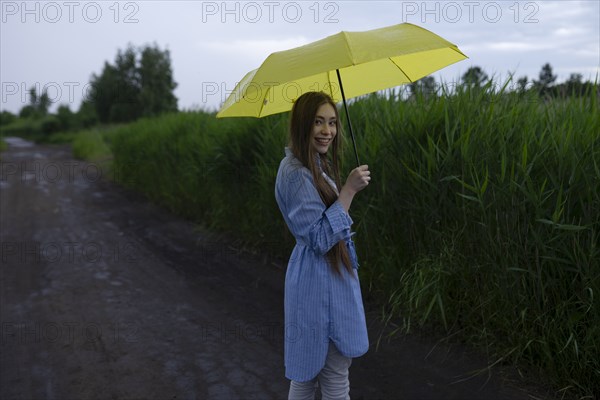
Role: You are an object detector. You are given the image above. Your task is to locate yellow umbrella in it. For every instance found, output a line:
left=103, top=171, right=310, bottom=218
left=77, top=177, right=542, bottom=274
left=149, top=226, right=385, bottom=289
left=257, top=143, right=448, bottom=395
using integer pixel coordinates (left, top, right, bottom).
left=216, top=22, right=468, bottom=165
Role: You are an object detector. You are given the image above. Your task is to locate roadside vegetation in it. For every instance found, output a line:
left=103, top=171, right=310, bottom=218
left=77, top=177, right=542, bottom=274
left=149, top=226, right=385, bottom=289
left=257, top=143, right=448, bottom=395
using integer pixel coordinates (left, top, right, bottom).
left=2, top=56, right=598, bottom=398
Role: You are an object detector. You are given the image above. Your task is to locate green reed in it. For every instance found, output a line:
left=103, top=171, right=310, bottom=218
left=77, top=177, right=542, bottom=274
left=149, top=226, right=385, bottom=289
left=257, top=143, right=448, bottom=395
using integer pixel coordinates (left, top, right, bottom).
left=347, top=83, right=599, bottom=398
left=82, top=81, right=598, bottom=398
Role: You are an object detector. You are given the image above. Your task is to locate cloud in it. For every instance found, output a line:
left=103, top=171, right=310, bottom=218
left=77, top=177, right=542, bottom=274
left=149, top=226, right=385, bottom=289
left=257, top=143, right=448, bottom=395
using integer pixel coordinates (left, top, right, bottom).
left=488, top=41, right=549, bottom=52
left=553, top=27, right=585, bottom=37
left=538, top=0, right=590, bottom=20
left=196, top=37, right=309, bottom=60
left=462, top=41, right=554, bottom=53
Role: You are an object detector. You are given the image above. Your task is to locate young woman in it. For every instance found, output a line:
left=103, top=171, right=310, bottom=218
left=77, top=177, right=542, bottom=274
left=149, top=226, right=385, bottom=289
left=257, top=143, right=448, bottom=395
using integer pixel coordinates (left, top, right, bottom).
left=274, top=91, right=371, bottom=399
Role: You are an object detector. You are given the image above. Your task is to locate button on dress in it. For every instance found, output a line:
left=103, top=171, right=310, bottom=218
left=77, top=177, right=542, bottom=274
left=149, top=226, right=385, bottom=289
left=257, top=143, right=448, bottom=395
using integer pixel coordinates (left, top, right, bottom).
left=274, top=147, right=369, bottom=382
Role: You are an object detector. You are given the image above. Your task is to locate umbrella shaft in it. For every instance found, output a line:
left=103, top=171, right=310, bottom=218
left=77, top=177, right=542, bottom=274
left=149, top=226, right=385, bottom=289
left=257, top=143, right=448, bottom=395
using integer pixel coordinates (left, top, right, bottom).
left=336, top=69, right=360, bottom=168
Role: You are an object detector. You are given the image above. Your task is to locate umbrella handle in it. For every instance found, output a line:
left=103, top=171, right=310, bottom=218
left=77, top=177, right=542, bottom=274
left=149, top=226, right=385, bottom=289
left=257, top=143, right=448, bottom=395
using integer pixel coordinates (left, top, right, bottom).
left=336, top=69, right=360, bottom=168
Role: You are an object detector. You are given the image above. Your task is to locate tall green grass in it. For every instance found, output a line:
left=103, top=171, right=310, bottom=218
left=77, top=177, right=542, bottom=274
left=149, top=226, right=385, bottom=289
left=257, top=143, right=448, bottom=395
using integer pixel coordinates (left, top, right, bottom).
left=348, top=85, right=599, bottom=398
left=106, top=111, right=291, bottom=245
left=91, top=82, right=598, bottom=398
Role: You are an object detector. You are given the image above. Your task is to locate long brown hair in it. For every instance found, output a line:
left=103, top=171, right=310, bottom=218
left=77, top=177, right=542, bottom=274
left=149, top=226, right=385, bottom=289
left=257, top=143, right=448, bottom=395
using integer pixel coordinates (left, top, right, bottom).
left=289, top=91, right=353, bottom=275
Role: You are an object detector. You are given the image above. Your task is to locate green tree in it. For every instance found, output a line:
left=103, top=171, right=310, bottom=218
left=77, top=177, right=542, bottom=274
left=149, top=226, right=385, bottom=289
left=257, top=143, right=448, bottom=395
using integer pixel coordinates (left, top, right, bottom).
left=19, top=105, right=36, bottom=119
left=76, top=100, right=98, bottom=128
left=56, top=104, right=74, bottom=131
left=517, top=76, right=528, bottom=93
left=29, top=87, right=37, bottom=107
left=533, top=63, right=557, bottom=97
left=40, top=115, right=61, bottom=135
left=88, top=43, right=178, bottom=124
left=89, top=62, right=119, bottom=123
left=565, top=73, right=584, bottom=96
left=38, top=91, right=51, bottom=116
left=21, top=86, right=51, bottom=118
left=89, top=47, right=140, bottom=124
left=139, top=44, right=178, bottom=117
left=461, top=66, right=489, bottom=88
left=409, top=76, right=436, bottom=99
left=110, top=45, right=141, bottom=122
left=0, top=110, right=17, bottom=126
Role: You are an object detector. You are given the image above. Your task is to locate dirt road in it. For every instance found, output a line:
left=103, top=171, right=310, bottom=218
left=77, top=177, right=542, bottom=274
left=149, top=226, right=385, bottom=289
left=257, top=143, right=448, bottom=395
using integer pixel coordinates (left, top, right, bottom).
left=1, top=138, right=549, bottom=399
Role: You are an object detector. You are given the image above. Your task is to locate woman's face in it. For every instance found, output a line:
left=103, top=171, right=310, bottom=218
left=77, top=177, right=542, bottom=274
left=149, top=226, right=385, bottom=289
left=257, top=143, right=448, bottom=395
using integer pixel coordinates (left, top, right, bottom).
left=311, top=103, right=337, bottom=155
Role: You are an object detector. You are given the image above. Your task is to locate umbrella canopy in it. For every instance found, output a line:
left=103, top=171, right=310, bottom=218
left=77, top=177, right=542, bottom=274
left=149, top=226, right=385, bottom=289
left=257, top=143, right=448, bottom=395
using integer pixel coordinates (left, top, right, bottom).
left=216, top=22, right=467, bottom=118
left=216, top=22, right=467, bottom=165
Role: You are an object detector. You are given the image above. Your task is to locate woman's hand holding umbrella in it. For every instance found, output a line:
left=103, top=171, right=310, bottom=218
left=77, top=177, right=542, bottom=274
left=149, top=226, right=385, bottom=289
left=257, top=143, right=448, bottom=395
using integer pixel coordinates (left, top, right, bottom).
left=338, top=165, right=371, bottom=212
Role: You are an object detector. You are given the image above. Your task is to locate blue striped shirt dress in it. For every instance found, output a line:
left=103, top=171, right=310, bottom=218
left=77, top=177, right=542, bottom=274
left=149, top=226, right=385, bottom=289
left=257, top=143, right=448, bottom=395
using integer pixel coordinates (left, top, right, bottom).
left=274, top=147, right=369, bottom=382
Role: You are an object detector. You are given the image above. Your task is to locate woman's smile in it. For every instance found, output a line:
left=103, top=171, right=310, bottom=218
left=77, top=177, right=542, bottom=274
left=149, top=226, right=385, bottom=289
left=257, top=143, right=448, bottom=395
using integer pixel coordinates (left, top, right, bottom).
left=315, top=137, right=332, bottom=145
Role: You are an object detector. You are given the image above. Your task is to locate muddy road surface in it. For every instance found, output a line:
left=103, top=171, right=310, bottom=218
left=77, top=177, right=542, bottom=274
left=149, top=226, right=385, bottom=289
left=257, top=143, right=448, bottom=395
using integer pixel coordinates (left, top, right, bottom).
left=1, top=138, right=550, bottom=399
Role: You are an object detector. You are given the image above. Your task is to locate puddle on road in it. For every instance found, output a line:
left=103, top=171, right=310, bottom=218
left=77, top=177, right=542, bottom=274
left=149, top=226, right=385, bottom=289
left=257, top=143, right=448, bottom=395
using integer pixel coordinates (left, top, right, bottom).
left=2, top=137, right=35, bottom=148
left=93, top=271, right=111, bottom=280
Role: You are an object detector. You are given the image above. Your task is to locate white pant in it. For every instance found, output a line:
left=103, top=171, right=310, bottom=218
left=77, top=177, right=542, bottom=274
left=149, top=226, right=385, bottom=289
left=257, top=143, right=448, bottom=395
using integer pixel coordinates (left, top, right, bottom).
left=288, top=341, right=352, bottom=400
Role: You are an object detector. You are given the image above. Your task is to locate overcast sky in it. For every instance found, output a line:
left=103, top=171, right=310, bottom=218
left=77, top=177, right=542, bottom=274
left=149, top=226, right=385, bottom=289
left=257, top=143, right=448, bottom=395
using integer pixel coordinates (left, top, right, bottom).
left=1, top=0, right=599, bottom=114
